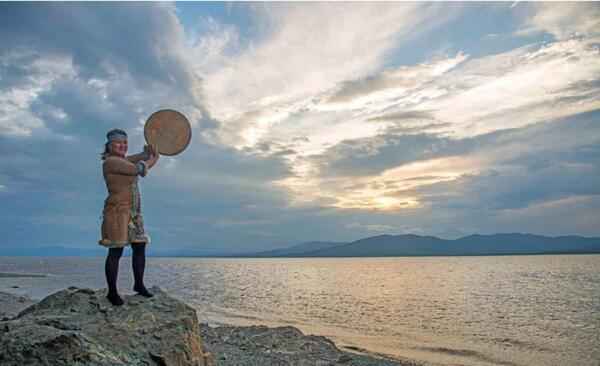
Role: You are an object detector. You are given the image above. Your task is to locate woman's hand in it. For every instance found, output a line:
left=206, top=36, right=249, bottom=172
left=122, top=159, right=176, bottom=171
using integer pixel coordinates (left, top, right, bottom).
left=144, top=144, right=160, bottom=155
left=146, top=144, right=160, bottom=169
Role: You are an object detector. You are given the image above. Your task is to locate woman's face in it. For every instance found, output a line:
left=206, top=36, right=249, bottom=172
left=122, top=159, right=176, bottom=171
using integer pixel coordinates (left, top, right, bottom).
left=110, top=138, right=128, bottom=158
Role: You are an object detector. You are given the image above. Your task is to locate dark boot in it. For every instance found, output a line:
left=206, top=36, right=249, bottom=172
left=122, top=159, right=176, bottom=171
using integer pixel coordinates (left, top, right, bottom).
left=106, top=292, right=124, bottom=306
left=105, top=247, right=124, bottom=306
left=132, top=243, right=153, bottom=298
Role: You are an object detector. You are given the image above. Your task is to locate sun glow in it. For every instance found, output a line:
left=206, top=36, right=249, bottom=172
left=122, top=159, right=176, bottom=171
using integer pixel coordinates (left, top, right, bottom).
left=334, top=194, right=421, bottom=211
left=275, top=155, right=481, bottom=211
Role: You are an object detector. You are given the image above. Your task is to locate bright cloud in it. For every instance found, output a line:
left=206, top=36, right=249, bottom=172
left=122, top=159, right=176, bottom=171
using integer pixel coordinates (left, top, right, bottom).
left=197, top=2, right=460, bottom=148
left=423, top=37, right=600, bottom=137
left=0, top=51, right=75, bottom=136
left=518, top=2, right=600, bottom=39
left=183, top=3, right=600, bottom=216
left=269, top=35, right=600, bottom=211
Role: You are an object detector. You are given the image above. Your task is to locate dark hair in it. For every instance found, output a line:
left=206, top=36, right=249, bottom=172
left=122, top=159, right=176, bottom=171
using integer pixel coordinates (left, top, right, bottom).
left=101, top=142, right=111, bottom=160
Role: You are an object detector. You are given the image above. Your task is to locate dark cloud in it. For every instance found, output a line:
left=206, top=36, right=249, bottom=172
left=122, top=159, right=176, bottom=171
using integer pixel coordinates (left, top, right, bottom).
left=30, top=78, right=127, bottom=138
left=0, top=102, right=296, bottom=248
left=0, top=3, right=194, bottom=93
left=367, top=110, right=437, bottom=122
left=366, top=110, right=453, bottom=135
left=401, top=175, right=450, bottom=182
left=385, top=122, right=453, bottom=134
left=304, top=110, right=600, bottom=237
left=0, top=132, right=106, bottom=246
left=0, top=2, right=213, bottom=139
left=416, top=111, right=600, bottom=212
left=326, top=67, right=425, bottom=104
left=292, top=136, right=310, bottom=143
left=0, top=52, right=42, bottom=90
left=311, top=132, right=475, bottom=177
left=0, top=3, right=298, bottom=251
left=0, top=129, right=296, bottom=250
left=443, top=145, right=600, bottom=211
left=246, top=141, right=298, bottom=158
left=312, top=105, right=600, bottom=180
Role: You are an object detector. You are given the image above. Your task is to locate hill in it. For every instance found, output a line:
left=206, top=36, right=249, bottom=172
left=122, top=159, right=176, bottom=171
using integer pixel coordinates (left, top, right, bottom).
left=251, top=241, right=345, bottom=257
left=249, top=233, right=600, bottom=257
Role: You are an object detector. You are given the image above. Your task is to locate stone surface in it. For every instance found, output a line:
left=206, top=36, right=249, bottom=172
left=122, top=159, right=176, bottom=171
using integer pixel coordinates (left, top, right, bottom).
left=0, top=291, right=35, bottom=320
left=200, top=324, right=420, bottom=366
left=0, top=286, right=215, bottom=366
left=0, top=288, right=422, bottom=366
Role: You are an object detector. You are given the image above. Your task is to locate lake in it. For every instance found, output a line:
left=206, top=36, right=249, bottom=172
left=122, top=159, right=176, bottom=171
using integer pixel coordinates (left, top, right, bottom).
left=1, top=254, right=598, bottom=366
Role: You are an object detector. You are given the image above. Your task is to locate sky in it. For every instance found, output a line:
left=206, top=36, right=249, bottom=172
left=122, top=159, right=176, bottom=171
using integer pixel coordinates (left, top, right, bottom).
left=1, top=2, right=599, bottom=254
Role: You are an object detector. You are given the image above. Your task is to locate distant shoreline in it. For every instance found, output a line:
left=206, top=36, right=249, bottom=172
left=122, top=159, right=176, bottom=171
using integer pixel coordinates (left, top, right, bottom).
left=3, top=232, right=598, bottom=257
left=166, top=251, right=600, bottom=258
left=0, top=272, right=47, bottom=278
left=2, top=251, right=600, bottom=258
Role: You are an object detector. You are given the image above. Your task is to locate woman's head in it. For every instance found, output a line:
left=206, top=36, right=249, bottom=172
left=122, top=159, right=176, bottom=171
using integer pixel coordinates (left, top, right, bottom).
left=101, top=129, right=128, bottom=160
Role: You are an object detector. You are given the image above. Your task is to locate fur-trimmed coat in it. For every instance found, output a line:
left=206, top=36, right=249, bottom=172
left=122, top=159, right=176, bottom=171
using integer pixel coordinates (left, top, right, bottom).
left=98, top=152, right=149, bottom=248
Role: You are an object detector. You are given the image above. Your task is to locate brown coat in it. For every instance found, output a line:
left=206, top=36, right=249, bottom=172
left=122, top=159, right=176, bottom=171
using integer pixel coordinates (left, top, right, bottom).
left=98, top=152, right=148, bottom=248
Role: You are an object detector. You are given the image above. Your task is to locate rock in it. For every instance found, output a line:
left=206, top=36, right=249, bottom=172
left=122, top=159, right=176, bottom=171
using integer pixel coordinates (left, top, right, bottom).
left=1, top=290, right=412, bottom=366
left=0, top=291, right=35, bottom=319
left=200, top=323, right=405, bottom=366
left=0, top=287, right=215, bottom=366
left=338, top=354, right=353, bottom=363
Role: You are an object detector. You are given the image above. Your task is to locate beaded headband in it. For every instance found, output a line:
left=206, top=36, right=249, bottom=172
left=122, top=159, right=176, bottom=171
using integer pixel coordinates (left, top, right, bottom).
left=106, top=129, right=127, bottom=142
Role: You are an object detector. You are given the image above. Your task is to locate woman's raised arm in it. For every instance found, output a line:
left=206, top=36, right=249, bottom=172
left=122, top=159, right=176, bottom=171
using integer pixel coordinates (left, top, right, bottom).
left=126, top=151, right=148, bottom=164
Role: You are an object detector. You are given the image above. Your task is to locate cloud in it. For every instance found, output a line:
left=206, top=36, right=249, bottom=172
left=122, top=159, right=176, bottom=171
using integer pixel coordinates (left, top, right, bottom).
left=517, top=3, right=600, bottom=40
left=196, top=16, right=600, bottom=215
left=345, top=222, right=399, bottom=233
left=267, top=30, right=600, bottom=211
left=278, top=105, right=600, bottom=215
left=186, top=16, right=241, bottom=76
left=198, top=2, right=460, bottom=148
left=325, top=52, right=468, bottom=106
left=0, top=3, right=207, bottom=140
left=2, top=3, right=600, bottom=251
left=367, top=110, right=437, bottom=122
left=308, top=112, right=600, bottom=237
left=0, top=3, right=195, bottom=91
left=493, top=195, right=600, bottom=235
left=415, top=112, right=600, bottom=211
left=0, top=3, right=295, bottom=250
left=0, top=51, right=75, bottom=136
left=424, top=38, right=600, bottom=138
left=311, top=133, right=472, bottom=178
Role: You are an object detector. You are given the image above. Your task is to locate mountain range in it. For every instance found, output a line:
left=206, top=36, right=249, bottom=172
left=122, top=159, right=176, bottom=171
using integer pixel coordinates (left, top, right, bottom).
left=247, top=233, right=600, bottom=257
left=1, top=233, right=599, bottom=257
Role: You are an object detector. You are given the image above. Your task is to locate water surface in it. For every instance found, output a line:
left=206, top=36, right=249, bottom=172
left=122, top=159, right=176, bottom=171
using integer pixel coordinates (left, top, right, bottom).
left=1, top=255, right=598, bottom=366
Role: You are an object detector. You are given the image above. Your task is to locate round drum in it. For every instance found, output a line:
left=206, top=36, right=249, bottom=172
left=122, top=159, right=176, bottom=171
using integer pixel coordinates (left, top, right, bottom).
left=144, top=109, right=191, bottom=156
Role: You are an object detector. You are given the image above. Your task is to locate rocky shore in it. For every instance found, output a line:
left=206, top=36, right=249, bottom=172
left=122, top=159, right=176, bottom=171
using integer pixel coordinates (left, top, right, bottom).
left=199, top=323, right=419, bottom=366
left=0, top=288, right=421, bottom=366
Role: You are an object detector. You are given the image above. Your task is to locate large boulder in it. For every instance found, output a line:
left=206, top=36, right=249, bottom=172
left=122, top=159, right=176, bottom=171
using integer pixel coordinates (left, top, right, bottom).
left=0, top=286, right=215, bottom=366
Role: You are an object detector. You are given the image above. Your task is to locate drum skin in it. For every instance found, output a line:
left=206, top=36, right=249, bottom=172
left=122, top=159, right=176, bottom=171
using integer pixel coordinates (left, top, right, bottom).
left=144, top=109, right=191, bottom=156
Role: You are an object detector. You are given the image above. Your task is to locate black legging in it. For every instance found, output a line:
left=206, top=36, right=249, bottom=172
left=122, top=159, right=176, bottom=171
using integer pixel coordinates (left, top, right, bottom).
left=105, top=244, right=146, bottom=295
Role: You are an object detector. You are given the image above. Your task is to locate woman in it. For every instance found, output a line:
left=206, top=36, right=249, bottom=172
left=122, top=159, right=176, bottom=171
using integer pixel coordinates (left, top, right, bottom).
left=99, top=128, right=159, bottom=306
